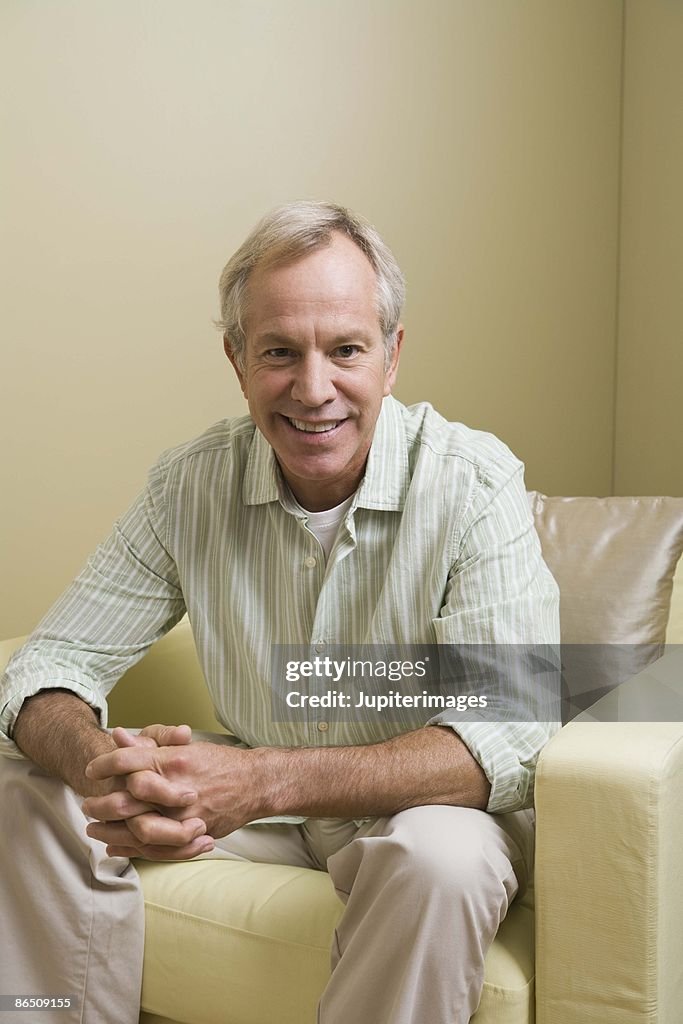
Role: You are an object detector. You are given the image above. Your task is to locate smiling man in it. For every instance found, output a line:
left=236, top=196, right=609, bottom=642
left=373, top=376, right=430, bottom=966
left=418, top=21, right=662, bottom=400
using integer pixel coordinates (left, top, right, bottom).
left=224, top=229, right=401, bottom=511
left=0, top=202, right=560, bottom=1024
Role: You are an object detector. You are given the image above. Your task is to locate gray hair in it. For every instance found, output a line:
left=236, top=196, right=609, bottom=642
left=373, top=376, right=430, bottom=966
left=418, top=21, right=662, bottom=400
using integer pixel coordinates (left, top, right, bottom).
left=217, top=201, right=405, bottom=370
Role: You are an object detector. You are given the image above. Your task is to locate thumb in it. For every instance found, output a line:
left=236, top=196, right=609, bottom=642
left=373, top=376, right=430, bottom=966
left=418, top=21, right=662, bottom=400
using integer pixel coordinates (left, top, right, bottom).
left=111, top=726, right=156, bottom=749
left=138, top=723, right=193, bottom=747
left=111, top=725, right=192, bottom=749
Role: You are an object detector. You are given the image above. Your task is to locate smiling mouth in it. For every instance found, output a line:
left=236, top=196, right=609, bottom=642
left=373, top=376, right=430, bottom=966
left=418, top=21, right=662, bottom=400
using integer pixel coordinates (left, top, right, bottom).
left=286, top=417, right=343, bottom=434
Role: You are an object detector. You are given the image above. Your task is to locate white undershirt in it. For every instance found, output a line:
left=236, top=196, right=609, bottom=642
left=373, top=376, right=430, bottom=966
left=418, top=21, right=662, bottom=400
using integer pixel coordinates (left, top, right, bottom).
left=295, top=493, right=355, bottom=561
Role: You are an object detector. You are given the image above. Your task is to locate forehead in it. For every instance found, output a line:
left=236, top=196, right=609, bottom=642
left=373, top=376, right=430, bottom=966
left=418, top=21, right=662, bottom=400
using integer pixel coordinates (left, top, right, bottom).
left=245, top=233, right=380, bottom=329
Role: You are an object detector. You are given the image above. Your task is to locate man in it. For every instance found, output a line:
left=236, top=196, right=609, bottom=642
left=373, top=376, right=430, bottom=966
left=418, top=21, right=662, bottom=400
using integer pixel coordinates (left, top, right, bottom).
left=0, top=202, right=560, bottom=1024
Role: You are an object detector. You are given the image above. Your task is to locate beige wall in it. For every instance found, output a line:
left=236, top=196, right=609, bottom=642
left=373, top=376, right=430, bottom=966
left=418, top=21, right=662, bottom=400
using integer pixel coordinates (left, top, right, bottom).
left=614, top=0, right=683, bottom=495
left=1, top=1, right=626, bottom=636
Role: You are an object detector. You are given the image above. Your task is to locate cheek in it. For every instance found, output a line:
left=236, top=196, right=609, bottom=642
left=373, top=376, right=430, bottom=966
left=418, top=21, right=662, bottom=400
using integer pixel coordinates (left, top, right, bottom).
left=359, top=377, right=390, bottom=410
left=247, top=380, right=284, bottom=422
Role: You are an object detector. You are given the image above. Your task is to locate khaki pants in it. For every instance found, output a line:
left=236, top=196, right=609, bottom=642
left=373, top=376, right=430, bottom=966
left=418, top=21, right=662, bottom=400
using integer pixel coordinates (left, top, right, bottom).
left=0, top=749, right=533, bottom=1024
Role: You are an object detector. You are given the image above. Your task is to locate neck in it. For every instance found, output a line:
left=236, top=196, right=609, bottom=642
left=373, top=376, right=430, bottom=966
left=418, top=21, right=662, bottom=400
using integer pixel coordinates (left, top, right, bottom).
left=282, top=473, right=362, bottom=512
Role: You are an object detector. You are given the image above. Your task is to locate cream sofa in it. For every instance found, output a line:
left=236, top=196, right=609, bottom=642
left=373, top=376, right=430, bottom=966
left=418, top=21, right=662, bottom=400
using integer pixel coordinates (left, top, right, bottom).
left=3, top=494, right=683, bottom=1024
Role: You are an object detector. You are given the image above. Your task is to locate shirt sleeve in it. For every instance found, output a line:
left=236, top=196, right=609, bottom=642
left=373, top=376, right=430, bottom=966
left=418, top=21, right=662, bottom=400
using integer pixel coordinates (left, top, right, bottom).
left=427, top=458, right=561, bottom=813
left=0, top=467, right=186, bottom=758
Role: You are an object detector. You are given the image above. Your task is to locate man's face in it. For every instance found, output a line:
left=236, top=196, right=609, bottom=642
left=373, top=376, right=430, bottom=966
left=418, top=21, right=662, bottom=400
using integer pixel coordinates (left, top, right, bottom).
left=225, top=232, right=402, bottom=512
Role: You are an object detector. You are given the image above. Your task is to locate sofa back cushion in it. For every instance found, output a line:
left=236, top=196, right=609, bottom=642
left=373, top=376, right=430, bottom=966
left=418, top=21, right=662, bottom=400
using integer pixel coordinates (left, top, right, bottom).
left=529, top=493, right=683, bottom=717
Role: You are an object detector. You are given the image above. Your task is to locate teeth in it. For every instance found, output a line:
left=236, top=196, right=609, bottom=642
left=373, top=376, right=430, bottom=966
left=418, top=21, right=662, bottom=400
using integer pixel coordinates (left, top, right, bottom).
left=289, top=418, right=340, bottom=433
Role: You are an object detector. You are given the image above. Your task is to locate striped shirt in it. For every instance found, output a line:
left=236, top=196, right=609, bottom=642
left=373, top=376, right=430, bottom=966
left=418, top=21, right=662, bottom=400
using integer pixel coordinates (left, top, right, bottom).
left=0, top=396, right=560, bottom=813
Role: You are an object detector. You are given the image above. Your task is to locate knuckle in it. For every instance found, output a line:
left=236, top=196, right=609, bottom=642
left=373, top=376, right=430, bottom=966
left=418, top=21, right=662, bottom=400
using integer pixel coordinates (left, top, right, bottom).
left=169, top=751, right=189, bottom=772
left=144, top=724, right=167, bottom=742
left=130, top=817, right=154, bottom=844
left=126, top=774, right=145, bottom=800
left=128, top=769, right=156, bottom=800
left=183, top=821, right=201, bottom=841
left=112, top=793, right=131, bottom=817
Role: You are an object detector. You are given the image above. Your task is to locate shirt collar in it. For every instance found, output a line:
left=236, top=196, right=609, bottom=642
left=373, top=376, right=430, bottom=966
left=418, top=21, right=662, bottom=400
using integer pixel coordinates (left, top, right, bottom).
left=241, top=395, right=410, bottom=511
left=355, top=395, right=409, bottom=511
left=242, top=427, right=282, bottom=506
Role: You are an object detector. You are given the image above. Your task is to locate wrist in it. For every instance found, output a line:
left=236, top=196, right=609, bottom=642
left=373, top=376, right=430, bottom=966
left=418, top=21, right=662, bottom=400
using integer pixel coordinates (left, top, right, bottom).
left=15, top=690, right=117, bottom=798
left=249, top=746, right=292, bottom=819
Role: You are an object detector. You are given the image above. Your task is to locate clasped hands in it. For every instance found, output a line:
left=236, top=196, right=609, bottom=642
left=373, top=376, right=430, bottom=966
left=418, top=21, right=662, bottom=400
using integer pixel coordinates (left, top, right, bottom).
left=83, top=725, right=263, bottom=861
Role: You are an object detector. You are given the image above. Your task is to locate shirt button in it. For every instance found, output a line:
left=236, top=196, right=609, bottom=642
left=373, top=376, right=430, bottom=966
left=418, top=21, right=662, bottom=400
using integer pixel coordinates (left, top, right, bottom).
left=304, top=556, right=317, bottom=568
left=314, top=640, right=325, bottom=653
left=317, top=721, right=329, bottom=732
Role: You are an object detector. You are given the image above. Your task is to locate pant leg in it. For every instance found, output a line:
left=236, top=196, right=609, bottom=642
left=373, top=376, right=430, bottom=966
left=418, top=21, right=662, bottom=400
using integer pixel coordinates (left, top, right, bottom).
left=320, top=805, right=534, bottom=1024
left=0, top=730, right=316, bottom=1024
left=0, top=756, right=144, bottom=1024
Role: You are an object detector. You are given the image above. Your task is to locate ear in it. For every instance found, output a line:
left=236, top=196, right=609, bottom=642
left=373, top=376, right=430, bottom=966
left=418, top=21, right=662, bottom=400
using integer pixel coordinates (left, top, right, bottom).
left=223, top=335, right=248, bottom=398
left=382, top=325, right=404, bottom=396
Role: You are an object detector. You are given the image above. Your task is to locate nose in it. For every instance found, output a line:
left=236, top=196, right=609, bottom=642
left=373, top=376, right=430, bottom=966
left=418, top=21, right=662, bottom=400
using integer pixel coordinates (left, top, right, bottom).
left=290, top=353, right=336, bottom=407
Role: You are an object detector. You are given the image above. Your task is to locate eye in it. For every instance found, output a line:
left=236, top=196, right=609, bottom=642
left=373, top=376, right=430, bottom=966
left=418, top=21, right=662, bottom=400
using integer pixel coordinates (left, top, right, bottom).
left=335, top=344, right=360, bottom=359
left=265, top=348, right=294, bottom=359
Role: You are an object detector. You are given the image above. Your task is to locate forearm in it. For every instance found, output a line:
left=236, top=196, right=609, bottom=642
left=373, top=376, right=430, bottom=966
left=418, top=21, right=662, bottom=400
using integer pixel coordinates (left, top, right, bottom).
left=13, top=690, right=117, bottom=797
left=83, top=725, right=491, bottom=852
left=256, top=725, right=491, bottom=821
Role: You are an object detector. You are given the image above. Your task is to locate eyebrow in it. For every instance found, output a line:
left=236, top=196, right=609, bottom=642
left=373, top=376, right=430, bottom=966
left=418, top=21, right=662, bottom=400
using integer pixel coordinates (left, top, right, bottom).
left=254, top=331, right=372, bottom=346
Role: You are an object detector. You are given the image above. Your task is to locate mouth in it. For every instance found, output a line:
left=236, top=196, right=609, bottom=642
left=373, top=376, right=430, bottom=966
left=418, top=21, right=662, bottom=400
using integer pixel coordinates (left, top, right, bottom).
left=284, top=416, right=345, bottom=435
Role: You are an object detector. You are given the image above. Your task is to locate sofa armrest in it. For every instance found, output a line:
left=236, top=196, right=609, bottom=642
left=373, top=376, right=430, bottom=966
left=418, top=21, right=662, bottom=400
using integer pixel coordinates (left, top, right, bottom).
left=535, top=720, right=683, bottom=1024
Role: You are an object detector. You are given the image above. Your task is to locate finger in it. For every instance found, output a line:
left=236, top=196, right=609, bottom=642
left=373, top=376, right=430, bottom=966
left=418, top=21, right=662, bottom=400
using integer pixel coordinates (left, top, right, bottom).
left=86, top=739, right=195, bottom=782
left=125, top=768, right=197, bottom=807
left=102, top=846, right=140, bottom=860
left=139, top=723, right=193, bottom=747
left=82, top=790, right=155, bottom=822
left=86, top=814, right=207, bottom=849
left=87, top=820, right=146, bottom=846
left=85, top=746, right=161, bottom=781
left=126, top=812, right=208, bottom=847
left=112, top=727, right=158, bottom=749
left=105, top=836, right=215, bottom=861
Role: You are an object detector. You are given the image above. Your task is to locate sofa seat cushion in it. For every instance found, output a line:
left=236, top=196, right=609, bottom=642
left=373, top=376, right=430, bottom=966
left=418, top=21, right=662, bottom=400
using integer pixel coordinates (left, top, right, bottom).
left=137, top=859, right=535, bottom=1024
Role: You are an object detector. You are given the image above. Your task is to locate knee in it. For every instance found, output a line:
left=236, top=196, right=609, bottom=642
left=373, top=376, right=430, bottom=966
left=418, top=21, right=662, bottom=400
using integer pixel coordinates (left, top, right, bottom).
left=0, top=753, right=36, bottom=799
left=371, top=805, right=518, bottom=905
left=0, top=754, right=82, bottom=829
